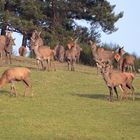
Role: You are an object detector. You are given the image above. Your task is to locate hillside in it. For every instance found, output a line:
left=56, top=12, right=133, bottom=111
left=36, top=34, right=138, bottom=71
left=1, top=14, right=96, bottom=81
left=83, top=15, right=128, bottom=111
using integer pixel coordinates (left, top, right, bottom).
left=0, top=57, right=140, bottom=140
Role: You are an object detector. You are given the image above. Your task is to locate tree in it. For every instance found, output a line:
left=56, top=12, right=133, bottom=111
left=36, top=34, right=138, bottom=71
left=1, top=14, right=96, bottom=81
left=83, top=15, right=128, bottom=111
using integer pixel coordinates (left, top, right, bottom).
left=0, top=0, right=123, bottom=47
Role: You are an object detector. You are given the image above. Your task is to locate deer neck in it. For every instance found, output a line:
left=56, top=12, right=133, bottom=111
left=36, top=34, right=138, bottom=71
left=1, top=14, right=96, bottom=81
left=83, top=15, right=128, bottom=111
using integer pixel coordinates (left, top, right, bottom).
left=0, top=76, right=8, bottom=88
left=102, top=72, right=112, bottom=87
left=33, top=44, right=41, bottom=57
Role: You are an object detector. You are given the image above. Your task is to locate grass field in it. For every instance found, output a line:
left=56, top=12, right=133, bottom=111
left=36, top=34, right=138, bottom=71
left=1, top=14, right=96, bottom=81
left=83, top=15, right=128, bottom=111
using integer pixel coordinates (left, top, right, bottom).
left=0, top=58, right=140, bottom=140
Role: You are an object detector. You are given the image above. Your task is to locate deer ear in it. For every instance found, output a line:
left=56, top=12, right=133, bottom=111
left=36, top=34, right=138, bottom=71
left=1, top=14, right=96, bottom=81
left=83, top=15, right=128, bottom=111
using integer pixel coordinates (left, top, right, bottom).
left=89, top=40, right=92, bottom=44
left=38, top=31, right=41, bottom=36
left=70, top=37, right=74, bottom=41
left=31, top=37, right=35, bottom=42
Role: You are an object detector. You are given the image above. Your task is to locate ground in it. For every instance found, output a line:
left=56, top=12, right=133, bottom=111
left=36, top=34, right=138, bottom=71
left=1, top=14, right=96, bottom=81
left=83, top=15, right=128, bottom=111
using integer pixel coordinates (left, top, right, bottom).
left=0, top=56, right=140, bottom=140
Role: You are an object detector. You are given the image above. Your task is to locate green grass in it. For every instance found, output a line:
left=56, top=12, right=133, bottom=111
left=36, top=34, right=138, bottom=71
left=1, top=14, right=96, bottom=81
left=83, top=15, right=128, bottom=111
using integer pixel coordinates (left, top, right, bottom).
left=0, top=58, right=140, bottom=140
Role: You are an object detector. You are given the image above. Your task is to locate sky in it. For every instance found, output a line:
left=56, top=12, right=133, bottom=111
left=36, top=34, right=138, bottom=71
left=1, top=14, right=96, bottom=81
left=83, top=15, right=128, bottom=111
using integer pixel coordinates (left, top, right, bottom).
left=12, top=0, right=140, bottom=57
left=101, top=0, right=140, bottom=56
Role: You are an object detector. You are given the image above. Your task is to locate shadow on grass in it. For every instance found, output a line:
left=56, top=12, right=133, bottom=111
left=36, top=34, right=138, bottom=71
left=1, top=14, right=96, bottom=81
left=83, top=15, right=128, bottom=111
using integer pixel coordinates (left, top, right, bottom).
left=71, top=93, right=109, bottom=101
left=71, top=92, right=140, bottom=101
left=0, top=90, right=11, bottom=96
left=135, top=93, right=140, bottom=101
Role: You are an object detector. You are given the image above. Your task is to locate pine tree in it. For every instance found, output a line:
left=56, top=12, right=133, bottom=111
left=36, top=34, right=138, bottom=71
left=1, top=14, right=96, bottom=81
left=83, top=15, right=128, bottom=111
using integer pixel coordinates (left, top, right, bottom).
left=0, top=0, right=123, bottom=46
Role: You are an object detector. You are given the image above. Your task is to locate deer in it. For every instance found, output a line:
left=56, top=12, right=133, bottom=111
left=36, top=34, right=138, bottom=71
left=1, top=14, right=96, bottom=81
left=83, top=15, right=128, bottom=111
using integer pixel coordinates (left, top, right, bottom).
left=54, top=43, right=65, bottom=62
left=4, top=36, right=15, bottom=64
left=30, top=35, right=56, bottom=71
left=119, top=54, right=136, bottom=72
left=0, top=67, right=32, bottom=97
left=90, top=40, right=125, bottom=73
left=19, top=45, right=27, bottom=57
left=96, top=60, right=135, bottom=101
left=0, top=31, right=15, bottom=61
left=65, top=38, right=79, bottom=71
left=0, top=35, right=5, bottom=60
left=30, top=30, right=44, bottom=47
left=75, top=44, right=82, bottom=63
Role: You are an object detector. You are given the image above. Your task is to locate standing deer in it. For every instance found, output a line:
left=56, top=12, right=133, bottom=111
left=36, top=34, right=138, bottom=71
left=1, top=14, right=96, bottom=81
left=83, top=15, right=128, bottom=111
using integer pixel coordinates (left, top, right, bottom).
left=54, top=44, right=65, bottom=62
left=90, top=41, right=125, bottom=74
left=30, top=36, right=56, bottom=71
left=97, top=60, right=135, bottom=101
left=19, top=46, right=27, bottom=57
left=0, top=31, right=15, bottom=61
left=90, top=41, right=125, bottom=64
left=75, top=44, right=82, bottom=63
left=4, top=37, right=15, bottom=64
left=119, top=54, right=136, bottom=72
left=65, top=38, right=79, bottom=71
left=0, top=35, right=5, bottom=60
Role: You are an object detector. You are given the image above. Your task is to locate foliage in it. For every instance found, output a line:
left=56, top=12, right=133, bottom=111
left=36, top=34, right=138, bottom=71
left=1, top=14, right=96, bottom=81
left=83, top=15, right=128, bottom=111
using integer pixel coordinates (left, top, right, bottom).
left=0, top=0, right=123, bottom=45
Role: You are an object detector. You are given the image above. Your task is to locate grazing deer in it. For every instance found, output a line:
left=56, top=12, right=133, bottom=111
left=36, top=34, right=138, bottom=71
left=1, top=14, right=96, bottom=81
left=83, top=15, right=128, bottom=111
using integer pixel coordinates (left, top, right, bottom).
left=97, top=60, right=135, bottom=101
left=0, top=67, right=32, bottom=96
left=19, top=46, right=27, bottom=57
left=30, top=36, right=56, bottom=71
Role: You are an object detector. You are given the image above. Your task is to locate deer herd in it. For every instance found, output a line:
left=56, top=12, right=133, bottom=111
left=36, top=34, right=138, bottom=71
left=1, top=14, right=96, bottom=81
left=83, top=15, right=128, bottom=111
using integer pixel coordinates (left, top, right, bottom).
left=0, top=30, right=138, bottom=101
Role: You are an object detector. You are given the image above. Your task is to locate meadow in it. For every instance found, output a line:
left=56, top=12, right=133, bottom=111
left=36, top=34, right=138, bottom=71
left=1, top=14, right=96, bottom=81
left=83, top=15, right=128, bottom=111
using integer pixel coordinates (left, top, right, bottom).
left=0, top=58, right=140, bottom=140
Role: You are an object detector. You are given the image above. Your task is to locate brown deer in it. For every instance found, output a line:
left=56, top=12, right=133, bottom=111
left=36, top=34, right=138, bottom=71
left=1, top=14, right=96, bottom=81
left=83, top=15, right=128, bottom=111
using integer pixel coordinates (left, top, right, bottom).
left=97, top=60, right=135, bottom=101
left=19, top=46, right=27, bottom=57
left=0, top=35, right=6, bottom=60
left=0, top=67, right=32, bottom=96
left=54, top=44, right=65, bottom=62
left=90, top=41, right=125, bottom=64
left=4, top=37, right=15, bottom=64
left=90, top=41, right=125, bottom=74
left=75, top=44, right=82, bottom=63
left=65, top=38, right=79, bottom=71
left=30, top=30, right=44, bottom=47
left=119, top=54, right=136, bottom=72
left=30, top=36, right=56, bottom=71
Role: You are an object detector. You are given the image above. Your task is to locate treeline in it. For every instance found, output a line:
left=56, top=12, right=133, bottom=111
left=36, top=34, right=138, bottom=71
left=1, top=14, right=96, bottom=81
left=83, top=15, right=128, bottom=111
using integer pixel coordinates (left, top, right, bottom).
left=1, top=0, right=139, bottom=69
left=0, top=0, right=123, bottom=46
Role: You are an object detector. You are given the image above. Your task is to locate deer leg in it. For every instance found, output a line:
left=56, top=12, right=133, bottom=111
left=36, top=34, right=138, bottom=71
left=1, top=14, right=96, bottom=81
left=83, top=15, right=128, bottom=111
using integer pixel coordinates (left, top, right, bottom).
left=114, top=87, right=119, bottom=99
left=120, top=85, right=128, bottom=100
left=68, top=61, right=70, bottom=71
left=126, top=84, right=135, bottom=101
left=108, top=87, right=113, bottom=101
left=71, top=60, right=75, bottom=71
left=41, top=60, right=45, bottom=70
left=36, top=59, right=39, bottom=70
left=72, top=59, right=76, bottom=71
left=47, top=59, right=51, bottom=71
left=9, top=53, right=12, bottom=64
left=5, top=52, right=8, bottom=64
left=132, top=65, right=136, bottom=73
left=52, top=59, right=56, bottom=71
left=10, top=82, right=18, bottom=97
left=23, top=78, right=32, bottom=97
left=0, top=52, right=2, bottom=60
